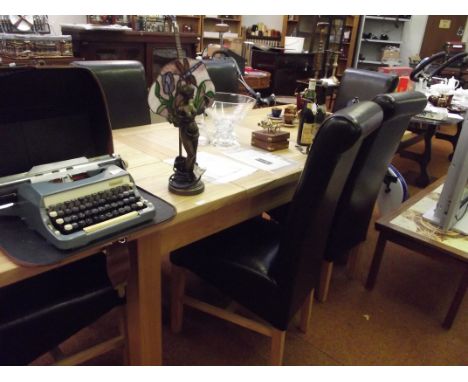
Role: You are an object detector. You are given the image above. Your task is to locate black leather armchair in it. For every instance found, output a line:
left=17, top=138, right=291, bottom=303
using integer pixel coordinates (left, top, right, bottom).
left=71, top=60, right=151, bottom=129
left=170, top=101, right=384, bottom=365
left=318, top=91, right=428, bottom=301
left=332, top=68, right=399, bottom=112
left=0, top=253, right=126, bottom=365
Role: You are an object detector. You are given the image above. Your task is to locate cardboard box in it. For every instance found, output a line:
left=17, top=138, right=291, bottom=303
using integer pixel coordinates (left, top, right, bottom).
left=378, top=66, right=412, bottom=77
left=381, top=47, right=400, bottom=62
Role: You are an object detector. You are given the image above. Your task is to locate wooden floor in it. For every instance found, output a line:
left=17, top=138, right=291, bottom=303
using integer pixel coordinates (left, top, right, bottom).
left=32, top=127, right=467, bottom=366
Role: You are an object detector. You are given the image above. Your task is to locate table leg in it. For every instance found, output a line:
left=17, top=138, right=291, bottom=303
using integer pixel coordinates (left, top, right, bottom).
left=365, top=233, right=387, bottom=290
left=399, top=122, right=436, bottom=188
left=435, top=120, right=463, bottom=161
left=442, top=267, right=468, bottom=329
left=125, top=234, right=163, bottom=365
left=416, top=123, right=436, bottom=188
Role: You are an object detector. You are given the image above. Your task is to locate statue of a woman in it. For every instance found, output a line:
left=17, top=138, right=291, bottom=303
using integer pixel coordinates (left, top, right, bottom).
left=169, top=83, right=206, bottom=194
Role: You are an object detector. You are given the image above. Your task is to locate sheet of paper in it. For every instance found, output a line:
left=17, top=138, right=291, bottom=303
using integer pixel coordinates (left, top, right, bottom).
left=164, top=152, right=257, bottom=184
left=225, top=149, right=292, bottom=172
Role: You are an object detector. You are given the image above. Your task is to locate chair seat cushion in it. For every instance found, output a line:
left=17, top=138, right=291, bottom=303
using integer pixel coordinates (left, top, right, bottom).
left=171, top=217, right=290, bottom=329
left=0, top=253, right=124, bottom=365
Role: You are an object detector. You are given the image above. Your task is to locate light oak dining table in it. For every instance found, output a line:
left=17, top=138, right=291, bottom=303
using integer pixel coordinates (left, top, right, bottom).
left=0, top=105, right=306, bottom=365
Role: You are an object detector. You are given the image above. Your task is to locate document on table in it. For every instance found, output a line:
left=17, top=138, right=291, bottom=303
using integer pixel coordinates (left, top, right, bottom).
left=164, top=152, right=257, bottom=184
left=225, top=149, right=292, bottom=172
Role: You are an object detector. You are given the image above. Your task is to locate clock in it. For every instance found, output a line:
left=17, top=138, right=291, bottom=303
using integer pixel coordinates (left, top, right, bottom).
left=8, top=15, right=34, bottom=32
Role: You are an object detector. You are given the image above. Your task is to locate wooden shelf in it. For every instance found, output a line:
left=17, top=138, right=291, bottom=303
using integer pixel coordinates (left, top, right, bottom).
left=361, top=39, right=402, bottom=44
left=359, top=60, right=386, bottom=65
left=203, top=16, right=241, bottom=21
left=365, top=16, right=411, bottom=22
left=176, top=15, right=201, bottom=20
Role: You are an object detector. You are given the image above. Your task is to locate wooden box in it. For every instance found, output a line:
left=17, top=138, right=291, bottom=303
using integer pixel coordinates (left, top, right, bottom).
left=251, top=130, right=290, bottom=152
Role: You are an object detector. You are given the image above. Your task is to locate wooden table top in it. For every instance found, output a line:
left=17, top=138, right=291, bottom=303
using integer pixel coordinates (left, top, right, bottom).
left=0, top=105, right=305, bottom=287
left=376, top=177, right=468, bottom=263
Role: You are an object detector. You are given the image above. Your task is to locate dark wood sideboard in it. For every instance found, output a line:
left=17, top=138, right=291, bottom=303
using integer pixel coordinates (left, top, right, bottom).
left=61, top=28, right=199, bottom=87
left=251, top=49, right=315, bottom=96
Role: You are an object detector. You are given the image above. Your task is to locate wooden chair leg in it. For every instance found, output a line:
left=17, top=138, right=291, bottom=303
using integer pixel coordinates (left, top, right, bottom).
left=317, top=261, right=333, bottom=302
left=270, top=329, right=286, bottom=366
left=365, top=233, right=387, bottom=290
left=346, top=244, right=361, bottom=279
left=442, top=268, right=468, bottom=329
left=118, top=305, right=130, bottom=365
left=299, top=289, right=314, bottom=334
left=171, top=265, right=187, bottom=333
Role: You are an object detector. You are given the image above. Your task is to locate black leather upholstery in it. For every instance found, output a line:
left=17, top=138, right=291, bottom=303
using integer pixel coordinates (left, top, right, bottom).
left=71, top=60, right=151, bottom=129
left=171, top=101, right=384, bottom=330
left=203, top=58, right=240, bottom=93
left=0, top=254, right=123, bottom=365
left=333, top=68, right=399, bottom=112
left=324, top=91, right=428, bottom=261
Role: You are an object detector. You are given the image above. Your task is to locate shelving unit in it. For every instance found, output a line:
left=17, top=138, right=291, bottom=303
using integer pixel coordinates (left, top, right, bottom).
left=200, top=16, right=242, bottom=51
left=353, top=15, right=411, bottom=69
left=176, top=16, right=202, bottom=51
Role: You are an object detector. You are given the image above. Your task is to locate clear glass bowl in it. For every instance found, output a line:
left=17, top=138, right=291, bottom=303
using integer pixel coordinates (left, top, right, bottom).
left=206, top=92, right=256, bottom=147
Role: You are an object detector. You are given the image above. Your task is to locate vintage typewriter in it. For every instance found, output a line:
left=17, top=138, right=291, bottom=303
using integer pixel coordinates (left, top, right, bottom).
left=0, top=155, right=155, bottom=250
left=0, top=66, right=157, bottom=251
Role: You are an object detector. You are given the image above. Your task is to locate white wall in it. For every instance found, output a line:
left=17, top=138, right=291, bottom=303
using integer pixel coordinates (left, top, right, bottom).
left=242, top=15, right=283, bottom=31
left=47, top=15, right=86, bottom=35
left=399, top=15, right=428, bottom=65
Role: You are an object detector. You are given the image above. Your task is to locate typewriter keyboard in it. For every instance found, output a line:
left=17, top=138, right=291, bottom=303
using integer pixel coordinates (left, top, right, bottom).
left=46, top=184, right=149, bottom=235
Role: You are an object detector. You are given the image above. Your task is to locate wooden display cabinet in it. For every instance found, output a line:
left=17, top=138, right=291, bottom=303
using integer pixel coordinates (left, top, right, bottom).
left=62, top=27, right=199, bottom=87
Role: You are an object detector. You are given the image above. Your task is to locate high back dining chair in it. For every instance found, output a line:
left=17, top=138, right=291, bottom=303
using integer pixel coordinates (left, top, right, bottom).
left=204, top=57, right=276, bottom=106
left=0, top=253, right=127, bottom=365
left=203, top=58, right=240, bottom=93
left=71, top=60, right=151, bottom=129
left=318, top=91, right=428, bottom=302
left=170, top=101, right=384, bottom=365
left=332, top=68, right=399, bottom=112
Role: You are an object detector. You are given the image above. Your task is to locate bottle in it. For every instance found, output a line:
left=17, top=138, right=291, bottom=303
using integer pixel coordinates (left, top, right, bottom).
left=303, top=78, right=317, bottom=102
left=297, top=101, right=317, bottom=146
left=297, top=79, right=318, bottom=147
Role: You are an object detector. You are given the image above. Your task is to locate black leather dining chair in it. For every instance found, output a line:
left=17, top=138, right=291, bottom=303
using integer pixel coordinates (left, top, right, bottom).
left=332, top=68, right=399, bottom=112
left=204, top=57, right=276, bottom=106
left=71, top=60, right=151, bottom=129
left=203, top=58, right=240, bottom=93
left=318, top=91, right=428, bottom=301
left=0, top=253, right=127, bottom=365
left=169, top=101, right=384, bottom=365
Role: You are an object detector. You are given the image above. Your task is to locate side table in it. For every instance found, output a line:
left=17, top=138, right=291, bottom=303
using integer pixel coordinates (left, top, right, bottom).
left=365, top=177, right=468, bottom=329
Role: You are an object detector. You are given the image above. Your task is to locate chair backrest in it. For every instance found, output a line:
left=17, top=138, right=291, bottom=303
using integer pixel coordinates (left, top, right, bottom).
left=324, top=91, right=428, bottom=262
left=71, top=60, right=151, bottom=129
left=272, top=101, right=384, bottom=326
left=333, top=68, right=399, bottom=112
left=203, top=58, right=239, bottom=93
